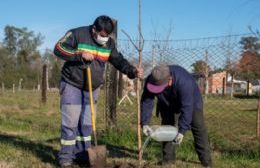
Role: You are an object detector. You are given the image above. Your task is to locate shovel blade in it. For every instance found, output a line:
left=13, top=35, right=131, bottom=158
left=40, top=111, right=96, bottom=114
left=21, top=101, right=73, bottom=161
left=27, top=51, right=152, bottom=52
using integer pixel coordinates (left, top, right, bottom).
left=87, top=145, right=107, bottom=168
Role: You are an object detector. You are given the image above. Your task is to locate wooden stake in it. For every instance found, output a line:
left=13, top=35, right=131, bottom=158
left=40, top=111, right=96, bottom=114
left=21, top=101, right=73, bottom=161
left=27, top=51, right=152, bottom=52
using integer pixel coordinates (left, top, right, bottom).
left=257, top=96, right=260, bottom=137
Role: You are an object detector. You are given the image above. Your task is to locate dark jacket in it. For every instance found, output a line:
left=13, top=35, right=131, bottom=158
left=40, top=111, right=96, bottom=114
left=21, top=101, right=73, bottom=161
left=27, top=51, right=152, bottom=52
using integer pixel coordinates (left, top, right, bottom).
left=141, top=65, right=203, bottom=134
left=54, top=26, right=136, bottom=90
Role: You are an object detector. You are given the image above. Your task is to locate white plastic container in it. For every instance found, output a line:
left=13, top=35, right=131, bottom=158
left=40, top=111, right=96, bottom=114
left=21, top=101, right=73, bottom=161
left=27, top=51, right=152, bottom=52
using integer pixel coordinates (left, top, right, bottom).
left=149, top=125, right=178, bottom=142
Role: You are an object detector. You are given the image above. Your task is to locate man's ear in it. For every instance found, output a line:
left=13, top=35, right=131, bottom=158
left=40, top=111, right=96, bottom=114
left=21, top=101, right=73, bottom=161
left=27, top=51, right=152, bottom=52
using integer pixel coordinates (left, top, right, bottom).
left=92, top=26, right=96, bottom=33
left=168, top=77, right=173, bottom=86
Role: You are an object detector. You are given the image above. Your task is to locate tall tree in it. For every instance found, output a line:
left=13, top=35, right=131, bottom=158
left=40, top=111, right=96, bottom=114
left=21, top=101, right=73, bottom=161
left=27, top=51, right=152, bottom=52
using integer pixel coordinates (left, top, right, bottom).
left=3, top=25, right=19, bottom=56
left=237, top=36, right=260, bottom=81
left=2, top=25, right=44, bottom=89
left=0, top=47, right=17, bottom=88
left=237, top=51, right=260, bottom=80
left=192, top=60, right=211, bottom=75
left=240, top=36, right=259, bottom=54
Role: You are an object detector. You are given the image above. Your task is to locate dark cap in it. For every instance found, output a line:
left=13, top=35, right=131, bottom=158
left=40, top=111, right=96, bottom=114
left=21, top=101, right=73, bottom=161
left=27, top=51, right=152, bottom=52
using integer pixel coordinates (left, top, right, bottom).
left=147, top=65, right=171, bottom=93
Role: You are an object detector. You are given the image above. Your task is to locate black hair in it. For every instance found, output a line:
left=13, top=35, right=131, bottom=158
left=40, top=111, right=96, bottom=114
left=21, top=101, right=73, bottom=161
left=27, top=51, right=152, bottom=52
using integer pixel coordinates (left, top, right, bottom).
left=93, top=15, right=114, bottom=34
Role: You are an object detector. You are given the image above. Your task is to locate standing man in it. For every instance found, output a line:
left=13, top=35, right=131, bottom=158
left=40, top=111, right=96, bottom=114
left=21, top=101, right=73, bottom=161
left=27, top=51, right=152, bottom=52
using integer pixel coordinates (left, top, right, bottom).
left=141, top=64, right=212, bottom=167
left=54, top=15, right=143, bottom=167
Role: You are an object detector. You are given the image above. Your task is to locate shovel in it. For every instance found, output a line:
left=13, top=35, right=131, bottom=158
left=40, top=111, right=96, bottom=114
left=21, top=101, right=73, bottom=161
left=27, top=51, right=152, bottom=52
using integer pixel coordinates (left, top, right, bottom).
left=86, top=64, right=107, bottom=168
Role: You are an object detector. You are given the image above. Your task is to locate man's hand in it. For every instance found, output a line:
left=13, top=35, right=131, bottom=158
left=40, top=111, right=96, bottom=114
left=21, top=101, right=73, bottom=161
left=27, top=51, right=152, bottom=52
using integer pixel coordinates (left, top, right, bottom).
left=143, top=125, right=152, bottom=136
left=81, top=52, right=95, bottom=61
left=173, top=133, right=184, bottom=145
left=135, top=67, right=144, bottom=78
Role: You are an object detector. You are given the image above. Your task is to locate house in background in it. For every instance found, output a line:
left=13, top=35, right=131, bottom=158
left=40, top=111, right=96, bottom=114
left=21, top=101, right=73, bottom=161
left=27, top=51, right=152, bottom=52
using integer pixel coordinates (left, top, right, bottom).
left=208, top=71, right=227, bottom=94
left=226, top=75, right=250, bottom=94
left=251, top=79, right=260, bottom=95
left=193, top=70, right=256, bottom=95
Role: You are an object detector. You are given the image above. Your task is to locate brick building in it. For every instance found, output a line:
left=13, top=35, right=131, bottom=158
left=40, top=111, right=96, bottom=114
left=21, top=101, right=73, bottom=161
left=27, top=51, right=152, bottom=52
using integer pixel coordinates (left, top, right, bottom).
left=208, top=71, right=227, bottom=94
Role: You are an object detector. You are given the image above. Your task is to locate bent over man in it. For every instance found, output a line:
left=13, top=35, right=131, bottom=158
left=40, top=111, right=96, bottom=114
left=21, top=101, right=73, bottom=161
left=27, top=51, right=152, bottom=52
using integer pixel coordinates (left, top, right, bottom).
left=141, top=64, right=211, bottom=167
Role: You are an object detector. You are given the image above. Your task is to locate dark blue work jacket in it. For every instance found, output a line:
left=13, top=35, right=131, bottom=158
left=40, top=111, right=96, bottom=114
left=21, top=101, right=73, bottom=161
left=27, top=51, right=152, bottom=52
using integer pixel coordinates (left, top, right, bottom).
left=141, top=65, right=203, bottom=134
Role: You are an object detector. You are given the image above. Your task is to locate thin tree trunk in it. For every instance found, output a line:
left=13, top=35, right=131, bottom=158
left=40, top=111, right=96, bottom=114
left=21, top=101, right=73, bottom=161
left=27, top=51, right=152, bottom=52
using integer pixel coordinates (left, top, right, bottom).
left=137, top=0, right=143, bottom=162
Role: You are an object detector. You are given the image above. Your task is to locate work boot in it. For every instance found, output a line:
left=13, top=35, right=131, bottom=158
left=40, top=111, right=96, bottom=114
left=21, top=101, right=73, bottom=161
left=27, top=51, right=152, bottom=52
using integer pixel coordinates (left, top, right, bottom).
left=162, top=141, right=176, bottom=164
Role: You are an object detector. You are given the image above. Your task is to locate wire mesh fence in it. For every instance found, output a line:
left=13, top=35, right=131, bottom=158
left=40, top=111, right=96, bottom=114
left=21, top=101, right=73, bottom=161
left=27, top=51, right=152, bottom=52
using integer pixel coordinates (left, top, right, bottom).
left=0, top=33, right=259, bottom=162
left=100, top=33, right=260, bottom=157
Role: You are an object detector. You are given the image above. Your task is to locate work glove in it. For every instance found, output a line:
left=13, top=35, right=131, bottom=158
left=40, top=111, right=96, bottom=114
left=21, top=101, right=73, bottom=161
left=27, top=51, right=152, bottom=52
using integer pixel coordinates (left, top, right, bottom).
left=142, top=125, right=152, bottom=136
left=173, top=133, right=184, bottom=145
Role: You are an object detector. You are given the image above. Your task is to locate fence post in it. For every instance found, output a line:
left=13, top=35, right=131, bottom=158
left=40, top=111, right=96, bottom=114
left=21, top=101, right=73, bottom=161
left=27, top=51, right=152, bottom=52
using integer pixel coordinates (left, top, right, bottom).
left=257, top=94, right=260, bottom=137
left=204, top=50, right=209, bottom=102
left=118, top=72, right=123, bottom=99
left=222, top=77, right=226, bottom=96
left=105, top=19, right=118, bottom=128
left=18, top=78, right=23, bottom=91
left=12, top=84, right=15, bottom=93
left=1, top=82, right=4, bottom=93
left=42, top=64, right=47, bottom=104
left=105, top=65, right=118, bottom=128
left=230, top=74, right=234, bottom=99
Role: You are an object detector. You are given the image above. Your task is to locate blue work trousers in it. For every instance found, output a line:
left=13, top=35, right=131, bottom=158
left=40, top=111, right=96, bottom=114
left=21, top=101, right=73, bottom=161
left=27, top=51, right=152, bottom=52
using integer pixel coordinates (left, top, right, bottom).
left=57, top=80, right=98, bottom=165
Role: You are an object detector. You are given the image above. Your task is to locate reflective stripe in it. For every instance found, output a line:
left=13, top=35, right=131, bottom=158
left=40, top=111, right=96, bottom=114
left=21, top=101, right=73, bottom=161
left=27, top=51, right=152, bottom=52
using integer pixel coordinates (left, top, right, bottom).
left=76, top=136, right=91, bottom=141
left=61, top=139, right=76, bottom=145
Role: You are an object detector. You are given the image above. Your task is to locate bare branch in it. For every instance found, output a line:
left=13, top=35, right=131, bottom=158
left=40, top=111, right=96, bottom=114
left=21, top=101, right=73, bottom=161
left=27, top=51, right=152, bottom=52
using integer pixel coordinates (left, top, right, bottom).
left=140, top=32, right=145, bottom=51
left=121, top=29, right=139, bottom=51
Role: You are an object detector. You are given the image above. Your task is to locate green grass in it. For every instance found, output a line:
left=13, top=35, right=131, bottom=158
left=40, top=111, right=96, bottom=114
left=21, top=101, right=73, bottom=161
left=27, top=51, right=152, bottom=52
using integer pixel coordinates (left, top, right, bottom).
left=0, top=90, right=260, bottom=167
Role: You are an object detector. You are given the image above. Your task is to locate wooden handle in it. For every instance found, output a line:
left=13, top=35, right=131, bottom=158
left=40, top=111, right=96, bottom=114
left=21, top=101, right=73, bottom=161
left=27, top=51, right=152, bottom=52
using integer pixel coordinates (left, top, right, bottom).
left=87, top=65, right=98, bottom=146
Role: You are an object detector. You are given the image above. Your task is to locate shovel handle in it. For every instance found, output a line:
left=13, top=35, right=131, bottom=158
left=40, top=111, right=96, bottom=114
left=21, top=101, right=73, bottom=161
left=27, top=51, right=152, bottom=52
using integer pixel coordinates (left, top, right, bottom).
left=87, top=65, right=98, bottom=146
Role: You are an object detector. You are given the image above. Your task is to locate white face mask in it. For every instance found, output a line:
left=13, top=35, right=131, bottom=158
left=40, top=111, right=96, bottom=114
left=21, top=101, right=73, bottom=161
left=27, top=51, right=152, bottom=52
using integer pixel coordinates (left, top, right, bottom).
left=95, top=34, right=109, bottom=45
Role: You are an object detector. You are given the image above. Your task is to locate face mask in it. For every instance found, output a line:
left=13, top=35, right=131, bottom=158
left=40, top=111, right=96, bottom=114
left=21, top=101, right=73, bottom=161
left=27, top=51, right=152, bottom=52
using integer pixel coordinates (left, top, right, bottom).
left=95, top=34, right=109, bottom=45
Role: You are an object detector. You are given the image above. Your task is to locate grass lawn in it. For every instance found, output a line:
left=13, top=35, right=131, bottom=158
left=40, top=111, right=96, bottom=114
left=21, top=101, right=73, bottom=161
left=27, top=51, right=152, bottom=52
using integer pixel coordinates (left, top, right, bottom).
left=0, top=90, right=259, bottom=167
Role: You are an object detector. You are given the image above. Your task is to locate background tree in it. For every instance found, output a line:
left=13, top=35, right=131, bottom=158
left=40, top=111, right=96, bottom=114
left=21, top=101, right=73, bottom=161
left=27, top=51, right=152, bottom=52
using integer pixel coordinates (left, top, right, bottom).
left=237, top=51, right=260, bottom=80
left=237, top=36, right=260, bottom=96
left=0, top=47, right=16, bottom=87
left=192, top=60, right=211, bottom=75
left=239, top=36, right=259, bottom=54
left=237, top=36, right=260, bottom=81
left=1, top=25, right=44, bottom=89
